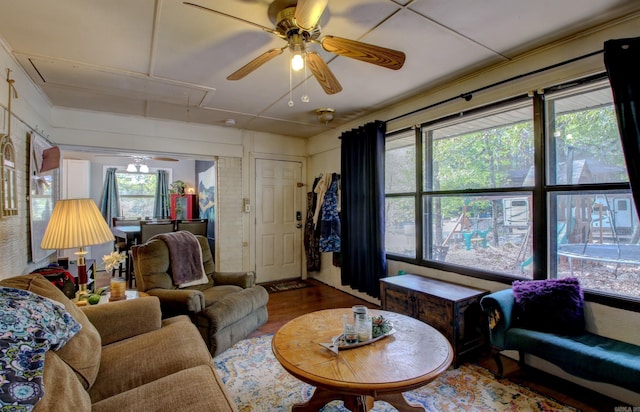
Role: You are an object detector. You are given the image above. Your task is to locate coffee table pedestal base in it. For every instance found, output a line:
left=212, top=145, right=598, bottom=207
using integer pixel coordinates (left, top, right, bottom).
left=292, top=387, right=425, bottom=412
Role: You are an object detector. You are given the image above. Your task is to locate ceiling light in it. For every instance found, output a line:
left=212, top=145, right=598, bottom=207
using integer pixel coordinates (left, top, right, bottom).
left=290, top=34, right=305, bottom=72
left=315, top=108, right=335, bottom=125
left=139, top=163, right=149, bottom=173
left=291, top=52, right=304, bottom=71
left=127, top=163, right=137, bottom=172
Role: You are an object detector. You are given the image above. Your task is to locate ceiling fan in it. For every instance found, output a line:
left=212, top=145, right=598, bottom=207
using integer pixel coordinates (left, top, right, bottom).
left=95, top=154, right=179, bottom=162
left=184, top=0, right=406, bottom=95
left=94, top=154, right=178, bottom=172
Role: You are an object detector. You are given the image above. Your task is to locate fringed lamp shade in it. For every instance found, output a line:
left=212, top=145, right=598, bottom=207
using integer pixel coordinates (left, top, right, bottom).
left=41, top=198, right=114, bottom=249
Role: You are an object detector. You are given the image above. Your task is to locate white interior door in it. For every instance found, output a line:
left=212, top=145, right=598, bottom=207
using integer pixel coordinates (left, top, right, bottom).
left=255, top=159, right=302, bottom=283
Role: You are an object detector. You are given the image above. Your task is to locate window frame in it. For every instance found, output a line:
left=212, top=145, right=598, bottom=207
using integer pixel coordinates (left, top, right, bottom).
left=384, top=74, right=640, bottom=312
left=103, top=165, right=173, bottom=219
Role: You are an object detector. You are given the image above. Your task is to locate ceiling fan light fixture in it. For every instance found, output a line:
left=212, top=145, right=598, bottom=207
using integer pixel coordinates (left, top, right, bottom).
left=289, top=33, right=306, bottom=72
left=139, top=163, right=149, bottom=173
left=315, top=107, right=335, bottom=125
left=291, top=52, right=304, bottom=71
left=127, top=163, right=137, bottom=172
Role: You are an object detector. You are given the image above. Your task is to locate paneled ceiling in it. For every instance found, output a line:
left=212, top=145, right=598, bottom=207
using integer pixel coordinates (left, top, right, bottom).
left=0, top=0, right=638, bottom=139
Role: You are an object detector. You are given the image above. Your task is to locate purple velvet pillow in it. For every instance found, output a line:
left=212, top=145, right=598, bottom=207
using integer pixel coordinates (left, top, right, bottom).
left=512, top=277, right=585, bottom=335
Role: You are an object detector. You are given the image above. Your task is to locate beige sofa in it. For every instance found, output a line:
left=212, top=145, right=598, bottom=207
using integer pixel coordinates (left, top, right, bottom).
left=131, top=234, right=269, bottom=356
left=0, top=274, right=238, bottom=412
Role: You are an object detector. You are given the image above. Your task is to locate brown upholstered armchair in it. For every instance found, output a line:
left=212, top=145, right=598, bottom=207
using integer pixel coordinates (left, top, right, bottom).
left=131, top=234, right=269, bottom=356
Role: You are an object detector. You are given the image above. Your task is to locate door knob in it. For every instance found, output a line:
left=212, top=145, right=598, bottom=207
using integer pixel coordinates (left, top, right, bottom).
left=296, top=223, right=303, bottom=229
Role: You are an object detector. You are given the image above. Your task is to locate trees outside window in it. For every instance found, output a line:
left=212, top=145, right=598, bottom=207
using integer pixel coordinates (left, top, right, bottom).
left=116, top=172, right=157, bottom=218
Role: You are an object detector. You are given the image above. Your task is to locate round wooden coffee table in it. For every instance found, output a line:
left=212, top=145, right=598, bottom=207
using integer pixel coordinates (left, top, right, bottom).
left=272, top=308, right=453, bottom=412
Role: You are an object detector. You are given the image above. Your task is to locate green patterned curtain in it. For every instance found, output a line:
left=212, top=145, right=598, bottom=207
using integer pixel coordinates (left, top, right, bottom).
left=154, top=170, right=170, bottom=218
left=100, top=167, right=120, bottom=226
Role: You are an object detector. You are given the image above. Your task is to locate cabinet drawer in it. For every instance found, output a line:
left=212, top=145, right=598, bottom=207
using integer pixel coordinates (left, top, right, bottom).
left=416, top=295, right=454, bottom=342
left=383, top=286, right=412, bottom=315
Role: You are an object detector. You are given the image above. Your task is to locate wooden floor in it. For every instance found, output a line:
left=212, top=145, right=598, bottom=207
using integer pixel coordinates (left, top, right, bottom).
left=96, top=272, right=625, bottom=411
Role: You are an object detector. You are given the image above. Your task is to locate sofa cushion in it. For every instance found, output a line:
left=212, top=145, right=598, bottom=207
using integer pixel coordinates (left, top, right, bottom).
left=201, top=285, right=268, bottom=331
left=91, top=364, right=238, bottom=412
left=88, top=317, right=212, bottom=402
left=506, top=328, right=640, bottom=392
left=0, top=274, right=102, bottom=389
left=34, top=351, right=92, bottom=412
left=512, top=277, right=585, bottom=335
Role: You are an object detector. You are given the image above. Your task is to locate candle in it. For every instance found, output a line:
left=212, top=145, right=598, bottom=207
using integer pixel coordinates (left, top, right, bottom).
left=110, top=277, right=126, bottom=301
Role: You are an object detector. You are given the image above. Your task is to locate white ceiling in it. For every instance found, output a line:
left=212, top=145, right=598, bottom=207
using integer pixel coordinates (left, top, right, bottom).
left=0, top=0, right=638, bottom=139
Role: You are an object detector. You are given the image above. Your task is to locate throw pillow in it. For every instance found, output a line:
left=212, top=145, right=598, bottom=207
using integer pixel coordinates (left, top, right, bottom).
left=0, top=274, right=103, bottom=390
left=0, top=287, right=81, bottom=410
left=512, top=277, right=585, bottom=335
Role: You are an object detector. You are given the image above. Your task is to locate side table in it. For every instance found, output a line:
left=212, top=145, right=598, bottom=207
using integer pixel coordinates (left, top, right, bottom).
left=100, top=290, right=149, bottom=304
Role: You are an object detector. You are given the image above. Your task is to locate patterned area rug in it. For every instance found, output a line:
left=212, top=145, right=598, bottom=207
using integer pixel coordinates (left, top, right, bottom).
left=261, top=279, right=313, bottom=294
left=213, top=334, right=577, bottom=412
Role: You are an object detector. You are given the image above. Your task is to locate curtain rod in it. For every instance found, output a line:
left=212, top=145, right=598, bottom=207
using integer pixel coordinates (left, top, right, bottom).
left=0, top=103, right=52, bottom=143
left=386, top=49, right=605, bottom=124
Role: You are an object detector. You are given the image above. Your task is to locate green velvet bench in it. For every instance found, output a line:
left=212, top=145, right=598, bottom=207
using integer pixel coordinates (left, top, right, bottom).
left=480, top=287, right=640, bottom=393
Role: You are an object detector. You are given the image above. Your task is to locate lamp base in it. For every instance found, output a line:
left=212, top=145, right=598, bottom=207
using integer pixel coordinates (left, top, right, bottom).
left=76, top=282, right=90, bottom=300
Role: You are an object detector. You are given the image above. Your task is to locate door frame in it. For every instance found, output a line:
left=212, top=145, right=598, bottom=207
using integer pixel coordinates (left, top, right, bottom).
left=250, top=153, right=307, bottom=279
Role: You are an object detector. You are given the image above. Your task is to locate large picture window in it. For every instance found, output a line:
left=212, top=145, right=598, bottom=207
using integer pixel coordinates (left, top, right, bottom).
left=385, top=77, right=640, bottom=303
left=546, top=83, right=638, bottom=299
left=422, top=102, right=534, bottom=278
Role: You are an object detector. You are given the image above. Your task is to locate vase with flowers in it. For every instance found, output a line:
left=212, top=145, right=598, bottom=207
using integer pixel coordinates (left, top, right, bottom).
left=102, top=251, right=126, bottom=273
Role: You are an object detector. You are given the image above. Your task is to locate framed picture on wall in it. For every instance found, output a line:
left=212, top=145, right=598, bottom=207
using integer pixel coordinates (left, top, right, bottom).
left=29, top=132, right=58, bottom=262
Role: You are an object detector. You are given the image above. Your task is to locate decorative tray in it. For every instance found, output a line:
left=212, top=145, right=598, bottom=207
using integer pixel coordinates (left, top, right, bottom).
left=320, top=328, right=396, bottom=354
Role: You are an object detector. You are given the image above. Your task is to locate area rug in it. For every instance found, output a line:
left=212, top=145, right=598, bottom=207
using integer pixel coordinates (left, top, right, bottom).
left=213, top=334, right=577, bottom=412
left=261, top=279, right=313, bottom=294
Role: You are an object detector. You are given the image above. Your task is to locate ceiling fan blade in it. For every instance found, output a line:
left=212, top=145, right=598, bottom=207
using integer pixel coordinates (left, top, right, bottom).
left=320, top=35, right=406, bottom=70
left=183, top=2, right=280, bottom=35
left=306, top=52, right=342, bottom=95
left=150, top=157, right=179, bottom=162
left=294, top=0, right=327, bottom=31
left=227, top=48, right=285, bottom=80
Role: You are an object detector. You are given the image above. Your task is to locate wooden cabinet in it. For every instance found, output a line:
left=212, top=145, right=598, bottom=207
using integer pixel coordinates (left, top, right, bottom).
left=170, top=194, right=198, bottom=219
left=380, top=274, right=489, bottom=367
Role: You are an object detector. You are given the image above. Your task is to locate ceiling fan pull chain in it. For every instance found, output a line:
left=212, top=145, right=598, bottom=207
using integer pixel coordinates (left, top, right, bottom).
left=301, top=57, right=310, bottom=103
left=288, top=61, right=294, bottom=107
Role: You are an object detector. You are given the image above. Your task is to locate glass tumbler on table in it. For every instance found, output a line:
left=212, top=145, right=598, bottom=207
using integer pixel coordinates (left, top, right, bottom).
left=343, top=314, right=358, bottom=344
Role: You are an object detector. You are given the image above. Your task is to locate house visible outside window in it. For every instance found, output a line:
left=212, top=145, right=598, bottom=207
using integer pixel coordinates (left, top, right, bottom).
left=385, top=77, right=639, bottom=302
left=116, top=171, right=157, bottom=218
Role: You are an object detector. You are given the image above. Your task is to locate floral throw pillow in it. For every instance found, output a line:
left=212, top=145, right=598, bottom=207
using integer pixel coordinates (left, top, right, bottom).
left=0, top=287, right=81, bottom=411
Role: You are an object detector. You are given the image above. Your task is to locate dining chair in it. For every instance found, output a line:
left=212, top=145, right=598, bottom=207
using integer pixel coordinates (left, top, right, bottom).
left=176, top=218, right=208, bottom=237
left=111, top=217, right=142, bottom=277
left=139, top=220, right=176, bottom=243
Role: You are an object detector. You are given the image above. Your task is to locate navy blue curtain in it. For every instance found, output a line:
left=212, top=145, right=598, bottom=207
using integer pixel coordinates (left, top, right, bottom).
left=154, top=170, right=170, bottom=218
left=604, top=37, right=640, bottom=215
left=340, top=121, right=387, bottom=298
left=100, top=167, right=120, bottom=226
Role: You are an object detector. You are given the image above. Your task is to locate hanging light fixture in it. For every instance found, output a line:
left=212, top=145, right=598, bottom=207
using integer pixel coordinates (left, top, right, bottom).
left=289, top=33, right=305, bottom=72
left=315, top=107, right=335, bottom=125
left=126, top=157, right=150, bottom=173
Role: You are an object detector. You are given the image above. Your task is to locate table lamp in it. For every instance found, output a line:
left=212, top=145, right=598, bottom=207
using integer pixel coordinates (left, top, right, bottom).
left=41, top=198, right=114, bottom=296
